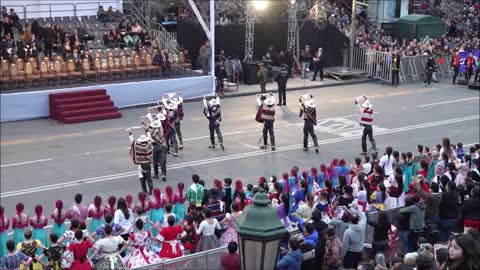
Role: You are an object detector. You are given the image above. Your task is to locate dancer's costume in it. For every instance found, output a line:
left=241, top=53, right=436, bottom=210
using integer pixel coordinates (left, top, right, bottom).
left=255, top=93, right=276, bottom=150
left=299, top=94, right=319, bottom=153
left=355, top=96, right=377, bottom=155
left=203, top=96, right=224, bottom=150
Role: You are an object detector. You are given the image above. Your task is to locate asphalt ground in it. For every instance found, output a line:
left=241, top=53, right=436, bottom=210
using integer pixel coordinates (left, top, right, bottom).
left=1, top=79, right=479, bottom=234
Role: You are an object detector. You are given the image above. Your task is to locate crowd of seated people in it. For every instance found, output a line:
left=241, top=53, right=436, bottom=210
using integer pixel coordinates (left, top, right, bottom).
left=1, top=139, right=480, bottom=269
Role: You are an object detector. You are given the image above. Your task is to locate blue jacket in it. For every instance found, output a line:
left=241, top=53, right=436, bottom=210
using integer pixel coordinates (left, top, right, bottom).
left=276, top=250, right=302, bottom=270
left=303, top=230, right=318, bottom=249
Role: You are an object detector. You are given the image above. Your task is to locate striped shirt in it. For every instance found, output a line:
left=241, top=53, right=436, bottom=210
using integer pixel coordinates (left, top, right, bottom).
left=260, top=105, right=275, bottom=122
left=359, top=108, right=373, bottom=125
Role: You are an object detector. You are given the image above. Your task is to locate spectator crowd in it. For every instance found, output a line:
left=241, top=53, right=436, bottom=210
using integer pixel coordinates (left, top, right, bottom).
left=1, top=138, right=480, bottom=269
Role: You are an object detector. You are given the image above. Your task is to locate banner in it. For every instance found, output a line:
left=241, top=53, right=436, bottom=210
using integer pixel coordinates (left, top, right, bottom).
left=459, top=50, right=479, bottom=73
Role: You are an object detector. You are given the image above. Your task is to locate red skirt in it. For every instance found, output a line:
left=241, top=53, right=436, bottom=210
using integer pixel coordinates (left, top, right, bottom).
left=159, top=241, right=182, bottom=259
left=464, top=219, right=480, bottom=230
left=71, top=259, right=92, bottom=270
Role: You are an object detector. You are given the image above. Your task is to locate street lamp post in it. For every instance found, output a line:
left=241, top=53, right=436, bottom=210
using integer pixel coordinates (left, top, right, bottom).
left=235, top=191, right=288, bottom=270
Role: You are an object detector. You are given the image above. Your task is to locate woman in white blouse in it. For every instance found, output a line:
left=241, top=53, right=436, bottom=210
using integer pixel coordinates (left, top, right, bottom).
left=194, top=208, right=221, bottom=252
left=379, top=146, right=395, bottom=178
left=113, top=198, right=134, bottom=242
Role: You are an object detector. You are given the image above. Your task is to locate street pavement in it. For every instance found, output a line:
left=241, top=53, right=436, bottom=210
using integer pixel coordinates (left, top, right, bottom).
left=1, top=79, right=479, bottom=234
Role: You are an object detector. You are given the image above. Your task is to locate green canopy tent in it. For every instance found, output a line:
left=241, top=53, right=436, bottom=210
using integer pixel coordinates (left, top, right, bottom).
left=395, top=14, right=445, bottom=40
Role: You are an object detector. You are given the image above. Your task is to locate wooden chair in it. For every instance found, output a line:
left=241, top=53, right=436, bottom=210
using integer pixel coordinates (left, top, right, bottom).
left=42, top=57, right=50, bottom=70
left=178, top=52, right=192, bottom=71
left=133, top=55, right=148, bottom=78
left=27, top=58, right=38, bottom=73
left=16, top=59, right=25, bottom=75
left=119, top=55, right=135, bottom=79
left=1, top=59, right=9, bottom=73
left=67, top=59, right=83, bottom=83
left=82, top=59, right=97, bottom=81
left=145, top=54, right=159, bottom=77
left=40, top=61, right=55, bottom=85
left=10, top=63, right=25, bottom=88
left=25, top=62, right=41, bottom=87
left=107, top=56, right=122, bottom=80
left=95, top=58, right=109, bottom=81
left=0, top=66, right=11, bottom=88
left=54, top=60, right=69, bottom=84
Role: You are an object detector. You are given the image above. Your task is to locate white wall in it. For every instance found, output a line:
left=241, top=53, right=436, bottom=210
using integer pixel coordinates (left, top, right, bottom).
left=1, top=0, right=123, bottom=19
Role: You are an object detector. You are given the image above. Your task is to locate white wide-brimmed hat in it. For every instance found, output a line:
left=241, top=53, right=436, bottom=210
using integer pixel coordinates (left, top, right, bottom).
left=264, top=97, right=275, bottom=106
left=305, top=100, right=316, bottom=108
left=209, top=98, right=219, bottom=106
left=137, top=135, right=150, bottom=143
left=150, top=120, right=162, bottom=128
left=155, top=113, right=166, bottom=121
left=166, top=102, right=177, bottom=110
left=362, top=100, right=373, bottom=108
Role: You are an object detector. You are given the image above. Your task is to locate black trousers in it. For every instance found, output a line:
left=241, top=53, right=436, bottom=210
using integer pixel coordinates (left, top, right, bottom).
left=361, top=124, right=376, bottom=153
left=139, top=164, right=153, bottom=195
left=392, top=69, right=400, bottom=86
left=166, top=127, right=178, bottom=154
left=263, top=121, right=275, bottom=146
left=452, top=67, right=459, bottom=83
left=277, top=83, right=286, bottom=105
left=175, top=123, right=183, bottom=146
left=260, top=80, right=267, bottom=93
left=152, top=144, right=167, bottom=177
left=303, top=121, right=318, bottom=148
left=466, top=67, right=474, bottom=82
left=312, top=63, right=323, bottom=81
left=209, top=125, right=223, bottom=145
left=424, top=69, right=433, bottom=85
left=343, top=251, right=362, bottom=269
left=44, top=43, right=53, bottom=59
left=475, top=68, right=479, bottom=82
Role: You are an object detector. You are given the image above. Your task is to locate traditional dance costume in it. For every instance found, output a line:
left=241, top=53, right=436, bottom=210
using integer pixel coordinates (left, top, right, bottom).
left=122, top=230, right=162, bottom=268
left=42, top=244, right=65, bottom=270
left=173, top=190, right=187, bottom=221
left=299, top=95, right=319, bottom=152
left=50, top=208, right=66, bottom=243
left=195, top=219, right=221, bottom=252
left=88, top=204, right=105, bottom=234
left=12, top=212, right=29, bottom=246
left=30, top=215, right=48, bottom=254
left=146, top=118, right=168, bottom=182
left=163, top=101, right=180, bottom=157
left=0, top=211, right=9, bottom=257
left=129, top=134, right=154, bottom=195
left=355, top=96, right=377, bottom=155
left=93, top=236, right=126, bottom=270
left=256, top=94, right=276, bottom=150
left=68, top=240, right=93, bottom=270
left=148, top=191, right=165, bottom=237
left=158, top=225, right=186, bottom=259
left=203, top=96, right=225, bottom=150
left=219, top=212, right=242, bottom=246
left=18, top=239, right=43, bottom=270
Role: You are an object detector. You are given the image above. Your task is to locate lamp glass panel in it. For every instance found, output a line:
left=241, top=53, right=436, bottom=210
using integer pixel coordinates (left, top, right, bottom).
left=263, top=239, right=280, bottom=269
left=244, top=240, right=263, bottom=269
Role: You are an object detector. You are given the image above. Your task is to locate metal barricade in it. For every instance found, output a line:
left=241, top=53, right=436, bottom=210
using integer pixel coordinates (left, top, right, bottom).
left=131, top=246, right=227, bottom=270
left=25, top=3, right=75, bottom=19
left=75, top=1, right=121, bottom=17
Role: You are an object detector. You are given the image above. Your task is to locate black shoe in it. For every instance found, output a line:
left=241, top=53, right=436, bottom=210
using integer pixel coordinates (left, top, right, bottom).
left=302, top=147, right=308, bottom=151
left=276, top=103, right=282, bottom=106
left=315, top=149, right=319, bottom=153
left=152, top=175, right=159, bottom=179
left=179, top=144, right=183, bottom=150
left=162, top=176, right=166, bottom=182
left=173, top=153, right=178, bottom=157
left=220, top=144, right=225, bottom=151
left=271, top=146, right=276, bottom=151
left=260, top=145, right=268, bottom=150
left=360, top=152, right=368, bottom=156
left=311, top=79, right=316, bottom=81
left=282, top=103, right=286, bottom=106
left=208, top=145, right=215, bottom=149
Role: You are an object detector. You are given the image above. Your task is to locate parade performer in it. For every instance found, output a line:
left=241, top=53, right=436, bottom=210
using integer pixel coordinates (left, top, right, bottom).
left=122, top=219, right=162, bottom=268
left=127, top=129, right=154, bottom=195
left=148, top=188, right=165, bottom=237
left=104, top=196, right=116, bottom=218
left=0, top=206, right=10, bottom=257
left=12, top=203, right=29, bottom=245
left=88, top=196, right=105, bottom=234
left=50, top=200, right=66, bottom=243
left=91, top=224, right=128, bottom=270
left=203, top=94, right=225, bottom=150
left=158, top=215, right=187, bottom=259
left=17, top=229, right=45, bottom=270
left=173, top=93, right=184, bottom=150
left=299, top=94, right=319, bottom=153
left=162, top=98, right=180, bottom=157
left=256, top=92, right=276, bottom=151
left=142, top=114, right=168, bottom=182
left=275, top=64, right=289, bottom=106
left=355, top=96, right=377, bottom=155
left=174, top=182, right=187, bottom=221
left=30, top=205, right=48, bottom=254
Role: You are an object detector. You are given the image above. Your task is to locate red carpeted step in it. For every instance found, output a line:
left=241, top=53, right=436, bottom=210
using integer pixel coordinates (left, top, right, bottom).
left=59, top=106, right=119, bottom=118
left=53, top=95, right=111, bottom=106
left=49, top=89, right=107, bottom=99
left=57, top=100, right=114, bottom=111
left=62, top=111, right=122, bottom=124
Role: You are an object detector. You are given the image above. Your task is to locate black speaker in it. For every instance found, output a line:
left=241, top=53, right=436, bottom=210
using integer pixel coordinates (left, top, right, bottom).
left=468, top=82, right=480, bottom=90
left=242, top=61, right=262, bottom=85
left=457, top=79, right=469, bottom=86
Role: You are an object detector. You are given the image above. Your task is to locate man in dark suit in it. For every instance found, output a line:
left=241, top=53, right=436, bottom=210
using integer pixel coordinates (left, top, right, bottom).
left=312, top=47, right=325, bottom=81
left=43, top=23, right=56, bottom=59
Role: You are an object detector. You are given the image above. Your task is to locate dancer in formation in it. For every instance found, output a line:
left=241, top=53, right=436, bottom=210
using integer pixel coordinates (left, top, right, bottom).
left=0, top=206, right=10, bottom=257
left=203, top=94, right=225, bottom=150
left=256, top=93, right=276, bottom=151
left=355, top=96, right=377, bottom=155
left=162, top=98, right=180, bottom=157
left=142, top=113, right=168, bottom=182
left=173, top=93, right=184, bottom=150
left=299, top=94, right=319, bottom=153
left=128, top=130, right=154, bottom=195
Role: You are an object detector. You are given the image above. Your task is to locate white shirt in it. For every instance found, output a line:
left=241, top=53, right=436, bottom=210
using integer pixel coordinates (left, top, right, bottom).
left=379, top=154, right=395, bottom=176
left=362, top=163, right=372, bottom=175
left=196, top=219, right=220, bottom=236
left=114, top=209, right=134, bottom=233
left=94, top=236, right=125, bottom=255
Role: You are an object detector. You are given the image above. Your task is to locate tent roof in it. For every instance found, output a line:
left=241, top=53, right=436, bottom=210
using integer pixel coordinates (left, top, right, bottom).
left=397, top=14, right=444, bottom=23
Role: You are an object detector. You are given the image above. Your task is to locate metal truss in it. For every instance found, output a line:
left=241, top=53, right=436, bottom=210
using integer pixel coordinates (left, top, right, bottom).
left=287, top=3, right=297, bottom=52
left=244, top=5, right=255, bottom=61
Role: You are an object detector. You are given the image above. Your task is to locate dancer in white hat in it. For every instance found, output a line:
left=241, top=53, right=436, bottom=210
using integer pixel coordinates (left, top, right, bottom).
left=355, top=96, right=377, bottom=155
left=127, top=129, right=154, bottom=195
left=141, top=113, right=168, bottom=182
left=299, top=94, right=319, bottom=153
left=203, top=94, right=225, bottom=150
left=256, top=92, right=276, bottom=151
left=162, top=98, right=180, bottom=157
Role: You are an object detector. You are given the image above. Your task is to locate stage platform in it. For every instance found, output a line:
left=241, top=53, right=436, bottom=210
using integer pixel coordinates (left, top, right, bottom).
left=324, top=67, right=367, bottom=81
left=1, top=76, right=214, bottom=122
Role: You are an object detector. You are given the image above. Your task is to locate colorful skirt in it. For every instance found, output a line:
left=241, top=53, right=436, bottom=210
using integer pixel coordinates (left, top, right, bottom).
left=122, top=247, right=163, bottom=269
left=173, top=202, right=187, bottom=221
left=89, top=217, right=104, bottom=234
left=32, top=228, right=47, bottom=256
left=94, top=256, right=125, bottom=270
left=403, top=165, right=414, bottom=193
left=219, top=226, right=238, bottom=247
left=0, top=231, right=8, bottom=257
left=427, top=160, right=439, bottom=182
left=195, top=234, right=219, bottom=253
left=149, top=208, right=164, bottom=237
left=13, top=227, right=25, bottom=246
left=51, top=223, right=66, bottom=244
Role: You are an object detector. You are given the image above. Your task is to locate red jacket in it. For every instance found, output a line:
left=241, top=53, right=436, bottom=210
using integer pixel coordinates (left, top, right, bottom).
left=452, top=54, right=460, bottom=68
left=466, top=56, right=475, bottom=69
